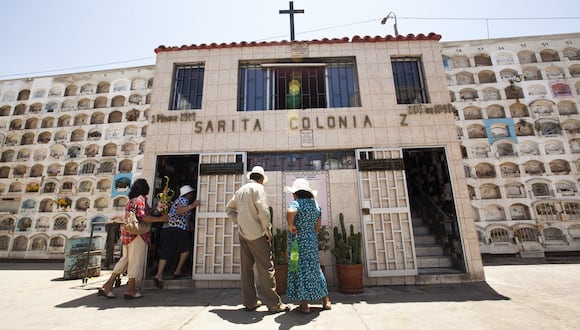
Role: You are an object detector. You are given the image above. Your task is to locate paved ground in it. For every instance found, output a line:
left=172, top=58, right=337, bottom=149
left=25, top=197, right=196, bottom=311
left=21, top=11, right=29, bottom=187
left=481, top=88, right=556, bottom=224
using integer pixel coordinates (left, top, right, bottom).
left=0, top=257, right=579, bottom=330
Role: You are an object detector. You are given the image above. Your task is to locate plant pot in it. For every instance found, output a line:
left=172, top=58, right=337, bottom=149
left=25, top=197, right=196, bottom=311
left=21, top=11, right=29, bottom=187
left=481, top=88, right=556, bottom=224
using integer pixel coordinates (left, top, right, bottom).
left=274, top=264, right=288, bottom=295
left=336, top=263, right=364, bottom=294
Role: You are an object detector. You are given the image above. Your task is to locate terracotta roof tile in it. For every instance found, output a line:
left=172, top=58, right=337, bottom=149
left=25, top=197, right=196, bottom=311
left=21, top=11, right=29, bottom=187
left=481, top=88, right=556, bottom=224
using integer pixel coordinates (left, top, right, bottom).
left=154, top=33, right=442, bottom=53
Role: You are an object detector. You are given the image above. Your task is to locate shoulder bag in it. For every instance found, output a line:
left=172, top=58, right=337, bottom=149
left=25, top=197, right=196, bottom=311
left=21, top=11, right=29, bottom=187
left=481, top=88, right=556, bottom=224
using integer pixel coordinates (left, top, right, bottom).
left=123, top=207, right=151, bottom=235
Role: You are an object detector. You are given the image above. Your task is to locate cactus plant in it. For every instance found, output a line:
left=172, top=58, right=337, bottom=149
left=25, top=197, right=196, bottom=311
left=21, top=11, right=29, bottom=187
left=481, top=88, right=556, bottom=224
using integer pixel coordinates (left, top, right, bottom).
left=270, top=206, right=288, bottom=265
left=273, top=228, right=288, bottom=265
left=331, top=212, right=362, bottom=264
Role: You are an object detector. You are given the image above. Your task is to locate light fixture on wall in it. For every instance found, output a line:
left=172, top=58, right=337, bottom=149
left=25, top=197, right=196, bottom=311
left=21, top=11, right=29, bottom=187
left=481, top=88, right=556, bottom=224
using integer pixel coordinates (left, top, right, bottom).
left=380, top=11, right=399, bottom=37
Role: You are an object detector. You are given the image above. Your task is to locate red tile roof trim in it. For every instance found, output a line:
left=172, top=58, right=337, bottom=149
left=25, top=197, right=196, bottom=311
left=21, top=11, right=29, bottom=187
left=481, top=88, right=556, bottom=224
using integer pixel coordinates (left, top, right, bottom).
left=154, top=33, right=442, bottom=53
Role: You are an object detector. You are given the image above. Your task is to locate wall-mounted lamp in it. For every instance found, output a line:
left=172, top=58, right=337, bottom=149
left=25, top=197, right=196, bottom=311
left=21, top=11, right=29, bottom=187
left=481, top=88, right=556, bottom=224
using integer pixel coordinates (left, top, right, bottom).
left=380, top=11, right=399, bottom=37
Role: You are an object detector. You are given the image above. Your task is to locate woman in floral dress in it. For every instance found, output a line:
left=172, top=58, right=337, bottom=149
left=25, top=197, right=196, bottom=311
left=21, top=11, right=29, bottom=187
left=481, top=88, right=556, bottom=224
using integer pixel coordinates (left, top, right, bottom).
left=285, top=178, right=331, bottom=313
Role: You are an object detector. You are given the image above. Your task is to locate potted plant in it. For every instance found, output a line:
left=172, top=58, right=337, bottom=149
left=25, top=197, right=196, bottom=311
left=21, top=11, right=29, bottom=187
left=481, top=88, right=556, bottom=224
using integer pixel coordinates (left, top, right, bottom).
left=270, top=207, right=288, bottom=295
left=331, top=212, right=364, bottom=294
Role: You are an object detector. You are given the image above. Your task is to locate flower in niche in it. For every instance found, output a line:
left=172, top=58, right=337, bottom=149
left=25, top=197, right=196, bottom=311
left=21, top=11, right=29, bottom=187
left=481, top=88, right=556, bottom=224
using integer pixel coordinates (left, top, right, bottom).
left=57, top=197, right=71, bottom=210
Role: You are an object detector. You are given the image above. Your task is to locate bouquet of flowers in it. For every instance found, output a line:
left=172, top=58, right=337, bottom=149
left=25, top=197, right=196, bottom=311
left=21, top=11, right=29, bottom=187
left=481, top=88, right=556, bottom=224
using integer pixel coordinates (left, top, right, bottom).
left=57, top=197, right=71, bottom=210
left=156, top=176, right=175, bottom=215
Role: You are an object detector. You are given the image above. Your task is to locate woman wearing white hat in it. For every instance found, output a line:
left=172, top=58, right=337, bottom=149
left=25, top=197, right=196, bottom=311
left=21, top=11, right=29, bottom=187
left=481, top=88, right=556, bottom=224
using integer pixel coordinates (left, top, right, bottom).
left=153, top=185, right=200, bottom=288
left=284, top=178, right=331, bottom=313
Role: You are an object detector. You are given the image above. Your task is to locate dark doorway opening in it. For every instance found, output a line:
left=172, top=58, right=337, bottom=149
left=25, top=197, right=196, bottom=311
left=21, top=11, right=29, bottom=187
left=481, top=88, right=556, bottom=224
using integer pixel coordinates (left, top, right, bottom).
left=147, top=154, right=200, bottom=279
left=403, top=147, right=466, bottom=273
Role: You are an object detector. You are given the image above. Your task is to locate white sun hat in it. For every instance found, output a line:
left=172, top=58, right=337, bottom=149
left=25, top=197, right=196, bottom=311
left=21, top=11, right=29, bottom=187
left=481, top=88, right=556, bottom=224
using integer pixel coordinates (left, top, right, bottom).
left=284, top=178, right=317, bottom=197
left=247, top=166, right=268, bottom=184
left=179, top=185, right=195, bottom=197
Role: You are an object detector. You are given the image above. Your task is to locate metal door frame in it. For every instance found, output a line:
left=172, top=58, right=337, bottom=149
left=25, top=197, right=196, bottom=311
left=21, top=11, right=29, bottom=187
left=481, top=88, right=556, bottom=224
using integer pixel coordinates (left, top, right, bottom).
left=192, top=152, right=246, bottom=280
left=356, top=148, right=418, bottom=277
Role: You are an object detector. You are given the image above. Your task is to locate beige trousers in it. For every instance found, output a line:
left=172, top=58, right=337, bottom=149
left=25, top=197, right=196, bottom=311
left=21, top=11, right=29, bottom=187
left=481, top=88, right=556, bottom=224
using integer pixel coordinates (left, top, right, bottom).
left=112, top=235, right=147, bottom=279
left=239, top=235, right=283, bottom=308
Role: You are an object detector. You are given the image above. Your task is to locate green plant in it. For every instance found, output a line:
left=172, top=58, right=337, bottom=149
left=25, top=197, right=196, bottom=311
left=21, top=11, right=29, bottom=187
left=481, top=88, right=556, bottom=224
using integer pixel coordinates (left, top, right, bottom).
left=270, top=206, right=288, bottom=265
left=273, top=228, right=288, bottom=265
left=331, top=212, right=362, bottom=264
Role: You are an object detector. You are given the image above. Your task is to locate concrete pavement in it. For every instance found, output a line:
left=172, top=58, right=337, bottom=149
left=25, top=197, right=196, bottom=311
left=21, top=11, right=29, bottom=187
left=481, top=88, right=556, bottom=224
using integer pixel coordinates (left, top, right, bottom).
left=0, top=257, right=579, bottom=330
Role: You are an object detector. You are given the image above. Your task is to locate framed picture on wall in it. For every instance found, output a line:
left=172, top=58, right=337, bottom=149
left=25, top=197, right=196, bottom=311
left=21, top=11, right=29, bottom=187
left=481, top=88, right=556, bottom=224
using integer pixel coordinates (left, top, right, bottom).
left=282, top=171, right=331, bottom=227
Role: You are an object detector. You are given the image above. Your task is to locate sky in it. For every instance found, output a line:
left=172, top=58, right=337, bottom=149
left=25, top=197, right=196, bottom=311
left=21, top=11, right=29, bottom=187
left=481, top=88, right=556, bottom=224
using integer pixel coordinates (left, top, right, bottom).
left=1, top=0, right=579, bottom=80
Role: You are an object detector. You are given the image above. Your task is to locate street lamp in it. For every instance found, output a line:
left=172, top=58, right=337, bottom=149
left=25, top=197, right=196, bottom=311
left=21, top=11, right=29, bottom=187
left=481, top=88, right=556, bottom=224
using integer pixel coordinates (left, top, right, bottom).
left=380, top=11, right=399, bottom=37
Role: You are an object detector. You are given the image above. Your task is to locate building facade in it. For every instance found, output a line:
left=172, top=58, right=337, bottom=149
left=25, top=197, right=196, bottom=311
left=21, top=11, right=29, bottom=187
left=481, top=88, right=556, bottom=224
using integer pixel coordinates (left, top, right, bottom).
left=0, top=67, right=154, bottom=259
left=1, top=32, right=578, bottom=287
left=442, top=33, right=580, bottom=257
left=144, top=33, right=483, bottom=287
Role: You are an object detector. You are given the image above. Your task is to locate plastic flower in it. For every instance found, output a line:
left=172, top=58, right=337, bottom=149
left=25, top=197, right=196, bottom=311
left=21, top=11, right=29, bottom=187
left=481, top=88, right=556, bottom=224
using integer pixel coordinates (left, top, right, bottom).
left=57, top=197, right=71, bottom=209
left=156, top=176, right=175, bottom=214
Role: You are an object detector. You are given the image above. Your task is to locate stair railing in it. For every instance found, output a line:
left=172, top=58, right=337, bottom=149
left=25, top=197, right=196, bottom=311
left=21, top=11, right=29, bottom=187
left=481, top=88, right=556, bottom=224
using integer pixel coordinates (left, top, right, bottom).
left=408, top=180, right=466, bottom=272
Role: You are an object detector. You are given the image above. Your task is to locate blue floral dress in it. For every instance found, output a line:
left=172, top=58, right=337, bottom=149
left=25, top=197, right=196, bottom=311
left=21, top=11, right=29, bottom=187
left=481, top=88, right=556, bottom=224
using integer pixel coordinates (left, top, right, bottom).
left=286, top=199, right=328, bottom=302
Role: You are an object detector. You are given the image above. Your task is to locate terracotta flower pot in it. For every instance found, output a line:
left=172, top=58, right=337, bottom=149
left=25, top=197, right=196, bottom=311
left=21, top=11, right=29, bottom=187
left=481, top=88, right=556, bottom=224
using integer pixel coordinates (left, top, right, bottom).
left=274, top=264, right=288, bottom=295
left=336, top=263, right=364, bottom=294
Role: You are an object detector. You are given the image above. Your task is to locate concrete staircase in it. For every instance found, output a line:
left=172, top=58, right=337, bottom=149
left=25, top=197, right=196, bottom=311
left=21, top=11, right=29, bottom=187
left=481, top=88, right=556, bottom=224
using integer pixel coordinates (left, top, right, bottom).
left=412, top=217, right=461, bottom=274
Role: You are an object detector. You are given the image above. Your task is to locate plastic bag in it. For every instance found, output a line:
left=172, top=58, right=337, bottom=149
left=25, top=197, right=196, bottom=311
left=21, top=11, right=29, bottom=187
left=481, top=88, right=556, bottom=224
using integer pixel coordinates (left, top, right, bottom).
left=289, top=236, right=299, bottom=272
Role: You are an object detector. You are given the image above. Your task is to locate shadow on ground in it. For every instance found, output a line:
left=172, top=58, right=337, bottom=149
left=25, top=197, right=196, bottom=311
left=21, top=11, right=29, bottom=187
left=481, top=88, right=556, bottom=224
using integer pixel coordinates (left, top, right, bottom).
left=54, top=280, right=508, bottom=311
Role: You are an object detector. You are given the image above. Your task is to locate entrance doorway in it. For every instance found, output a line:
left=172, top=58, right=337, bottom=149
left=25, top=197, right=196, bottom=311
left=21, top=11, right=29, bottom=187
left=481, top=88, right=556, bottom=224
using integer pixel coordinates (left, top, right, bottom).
left=402, top=147, right=466, bottom=273
left=147, top=154, right=200, bottom=279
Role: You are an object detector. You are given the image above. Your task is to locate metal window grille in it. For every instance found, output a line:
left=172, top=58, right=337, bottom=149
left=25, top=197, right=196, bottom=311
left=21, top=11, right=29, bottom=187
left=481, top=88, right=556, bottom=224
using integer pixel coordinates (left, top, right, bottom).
left=562, top=201, right=580, bottom=220
left=238, top=60, right=360, bottom=111
left=535, top=202, right=559, bottom=221
left=391, top=57, right=429, bottom=104
left=515, top=227, right=538, bottom=242
left=489, top=228, right=510, bottom=243
left=170, top=65, right=204, bottom=110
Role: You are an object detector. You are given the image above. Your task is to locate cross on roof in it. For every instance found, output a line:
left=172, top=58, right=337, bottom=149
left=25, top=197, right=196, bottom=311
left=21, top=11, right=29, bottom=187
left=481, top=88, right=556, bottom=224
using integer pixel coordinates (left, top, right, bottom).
left=279, top=1, right=304, bottom=41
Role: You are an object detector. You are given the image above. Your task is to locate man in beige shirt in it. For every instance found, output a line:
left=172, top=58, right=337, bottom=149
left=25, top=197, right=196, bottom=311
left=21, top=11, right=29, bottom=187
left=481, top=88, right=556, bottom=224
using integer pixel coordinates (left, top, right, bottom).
left=226, top=166, right=289, bottom=313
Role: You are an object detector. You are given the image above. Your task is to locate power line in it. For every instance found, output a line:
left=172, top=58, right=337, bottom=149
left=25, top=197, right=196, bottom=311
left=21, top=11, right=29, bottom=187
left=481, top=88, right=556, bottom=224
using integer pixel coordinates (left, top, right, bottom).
left=2, top=15, right=579, bottom=79
left=399, top=16, right=580, bottom=21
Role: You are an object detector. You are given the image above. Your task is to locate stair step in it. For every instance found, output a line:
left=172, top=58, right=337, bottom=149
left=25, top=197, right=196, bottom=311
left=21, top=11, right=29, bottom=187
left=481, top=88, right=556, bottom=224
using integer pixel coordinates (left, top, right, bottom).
left=417, top=267, right=463, bottom=275
left=415, top=245, right=444, bottom=256
left=412, top=226, right=430, bottom=236
left=414, top=235, right=436, bottom=245
left=417, top=255, right=453, bottom=268
left=412, top=218, right=424, bottom=226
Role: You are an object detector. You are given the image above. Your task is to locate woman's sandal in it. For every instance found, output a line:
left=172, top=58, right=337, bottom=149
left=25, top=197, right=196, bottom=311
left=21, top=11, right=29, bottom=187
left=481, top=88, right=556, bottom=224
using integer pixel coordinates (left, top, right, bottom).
left=97, top=288, right=115, bottom=298
left=153, top=277, right=163, bottom=289
left=297, top=304, right=311, bottom=314
left=123, top=292, right=143, bottom=299
left=322, top=298, right=332, bottom=310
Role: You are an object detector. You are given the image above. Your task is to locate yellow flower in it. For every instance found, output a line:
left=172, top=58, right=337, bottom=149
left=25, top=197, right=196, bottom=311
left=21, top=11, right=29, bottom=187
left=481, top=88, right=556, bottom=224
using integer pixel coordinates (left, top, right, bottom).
left=156, top=176, right=175, bottom=214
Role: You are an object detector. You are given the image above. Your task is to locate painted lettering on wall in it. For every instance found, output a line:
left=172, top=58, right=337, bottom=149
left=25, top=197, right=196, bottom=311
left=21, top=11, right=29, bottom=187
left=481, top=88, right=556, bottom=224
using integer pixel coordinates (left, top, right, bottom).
left=289, top=115, right=372, bottom=130
left=151, top=112, right=262, bottom=133
left=400, top=104, right=456, bottom=126
left=151, top=112, right=373, bottom=133
left=406, top=103, right=456, bottom=115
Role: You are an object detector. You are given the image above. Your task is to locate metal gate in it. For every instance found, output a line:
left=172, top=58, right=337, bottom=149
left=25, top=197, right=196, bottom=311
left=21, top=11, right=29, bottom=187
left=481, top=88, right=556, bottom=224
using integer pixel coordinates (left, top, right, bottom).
left=192, top=152, right=245, bottom=280
left=356, top=148, right=418, bottom=277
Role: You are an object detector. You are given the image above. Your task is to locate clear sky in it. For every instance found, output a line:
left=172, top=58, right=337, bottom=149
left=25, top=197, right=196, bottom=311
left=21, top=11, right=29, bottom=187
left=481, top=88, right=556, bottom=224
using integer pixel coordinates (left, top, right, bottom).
left=1, top=0, right=579, bottom=79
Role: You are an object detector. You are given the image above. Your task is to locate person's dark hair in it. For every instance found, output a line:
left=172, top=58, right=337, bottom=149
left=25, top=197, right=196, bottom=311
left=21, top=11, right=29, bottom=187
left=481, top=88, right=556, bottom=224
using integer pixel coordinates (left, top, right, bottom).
left=249, top=173, right=263, bottom=181
left=129, top=178, right=150, bottom=199
left=294, top=190, right=314, bottom=199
